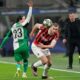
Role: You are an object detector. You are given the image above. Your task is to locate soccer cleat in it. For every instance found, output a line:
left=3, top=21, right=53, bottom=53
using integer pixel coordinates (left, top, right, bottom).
left=42, top=76, right=53, bottom=80
left=15, top=70, right=21, bottom=77
left=42, top=76, right=48, bottom=79
left=22, top=73, right=27, bottom=79
left=31, top=64, right=38, bottom=76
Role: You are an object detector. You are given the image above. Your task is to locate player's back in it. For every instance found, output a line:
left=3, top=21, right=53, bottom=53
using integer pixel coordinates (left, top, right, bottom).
left=11, top=22, right=28, bottom=50
left=33, top=27, right=58, bottom=45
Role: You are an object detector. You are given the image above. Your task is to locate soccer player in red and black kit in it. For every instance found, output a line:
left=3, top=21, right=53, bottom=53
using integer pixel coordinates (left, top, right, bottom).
left=30, top=19, right=59, bottom=79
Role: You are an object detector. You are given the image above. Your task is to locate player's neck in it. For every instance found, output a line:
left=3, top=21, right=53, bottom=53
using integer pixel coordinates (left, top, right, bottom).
left=48, top=29, right=54, bottom=35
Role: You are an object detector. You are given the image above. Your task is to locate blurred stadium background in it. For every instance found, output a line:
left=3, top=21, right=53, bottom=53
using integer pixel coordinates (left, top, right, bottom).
left=0, top=0, right=80, bottom=80
left=0, top=0, right=80, bottom=56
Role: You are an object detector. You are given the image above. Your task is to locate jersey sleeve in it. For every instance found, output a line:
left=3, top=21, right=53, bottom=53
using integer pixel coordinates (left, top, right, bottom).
left=38, top=24, right=44, bottom=30
left=54, top=31, right=60, bottom=41
left=50, top=39, right=57, bottom=47
left=21, top=7, right=32, bottom=26
left=50, top=32, right=59, bottom=47
left=0, top=31, right=12, bottom=48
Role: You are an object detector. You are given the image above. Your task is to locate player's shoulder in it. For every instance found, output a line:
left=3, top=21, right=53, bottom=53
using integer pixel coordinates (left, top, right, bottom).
left=11, top=23, right=17, bottom=30
left=35, top=23, right=44, bottom=29
left=35, top=23, right=43, bottom=27
left=53, top=31, right=59, bottom=38
left=12, top=23, right=16, bottom=27
left=53, top=31, right=60, bottom=41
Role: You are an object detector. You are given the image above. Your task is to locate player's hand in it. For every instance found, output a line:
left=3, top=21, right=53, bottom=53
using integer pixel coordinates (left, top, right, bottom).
left=63, top=39, right=67, bottom=44
left=27, top=0, right=33, bottom=7
left=29, top=32, right=35, bottom=38
left=37, top=43, right=45, bottom=48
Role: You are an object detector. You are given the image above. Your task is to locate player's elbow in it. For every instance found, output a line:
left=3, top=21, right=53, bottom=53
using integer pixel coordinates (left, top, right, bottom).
left=49, top=45, right=54, bottom=48
left=49, top=43, right=56, bottom=48
left=50, top=40, right=57, bottom=48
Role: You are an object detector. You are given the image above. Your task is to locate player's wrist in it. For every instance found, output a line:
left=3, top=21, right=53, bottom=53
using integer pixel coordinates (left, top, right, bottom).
left=29, top=6, right=32, bottom=9
left=28, top=0, right=33, bottom=7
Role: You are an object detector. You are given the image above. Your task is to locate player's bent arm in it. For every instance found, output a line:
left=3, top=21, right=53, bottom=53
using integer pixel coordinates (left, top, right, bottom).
left=21, top=7, right=32, bottom=26
left=49, top=39, right=57, bottom=48
left=38, top=39, right=57, bottom=49
left=45, top=39, right=57, bottom=48
left=30, top=23, right=42, bottom=37
left=0, top=31, right=12, bottom=48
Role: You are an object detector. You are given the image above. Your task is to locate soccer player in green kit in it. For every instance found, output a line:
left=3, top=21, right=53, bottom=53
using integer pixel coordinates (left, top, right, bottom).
left=0, top=0, right=33, bottom=78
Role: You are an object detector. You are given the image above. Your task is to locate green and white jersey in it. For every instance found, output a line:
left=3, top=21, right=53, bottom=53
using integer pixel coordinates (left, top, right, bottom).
left=11, top=22, right=28, bottom=50
left=0, top=7, right=32, bottom=50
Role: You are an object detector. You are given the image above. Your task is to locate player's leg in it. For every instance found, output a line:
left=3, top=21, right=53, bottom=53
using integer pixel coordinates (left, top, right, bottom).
left=42, top=49, right=52, bottom=79
left=22, top=44, right=29, bottom=78
left=16, top=61, right=22, bottom=77
left=76, top=41, right=80, bottom=64
left=31, top=43, right=48, bottom=76
left=67, top=42, right=75, bottom=69
left=14, top=49, right=22, bottom=77
left=32, top=56, right=48, bottom=76
left=22, top=59, right=28, bottom=78
left=42, top=55, right=52, bottom=78
left=32, top=54, right=48, bottom=76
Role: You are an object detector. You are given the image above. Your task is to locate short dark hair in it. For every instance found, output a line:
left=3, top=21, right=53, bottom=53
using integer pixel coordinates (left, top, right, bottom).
left=53, top=23, right=59, bottom=27
left=16, top=15, right=23, bottom=22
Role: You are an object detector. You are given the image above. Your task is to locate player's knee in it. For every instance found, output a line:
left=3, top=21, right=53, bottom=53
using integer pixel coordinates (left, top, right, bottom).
left=17, top=61, right=22, bottom=64
left=23, top=59, right=28, bottom=63
left=42, top=59, right=48, bottom=65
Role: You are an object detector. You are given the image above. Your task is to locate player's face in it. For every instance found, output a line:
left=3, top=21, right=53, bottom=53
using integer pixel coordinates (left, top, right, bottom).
left=68, top=13, right=76, bottom=22
left=48, top=25, right=59, bottom=35
left=21, top=16, right=26, bottom=23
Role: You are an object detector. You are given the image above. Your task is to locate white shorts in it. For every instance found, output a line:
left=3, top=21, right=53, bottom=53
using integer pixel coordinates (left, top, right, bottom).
left=31, top=43, right=51, bottom=58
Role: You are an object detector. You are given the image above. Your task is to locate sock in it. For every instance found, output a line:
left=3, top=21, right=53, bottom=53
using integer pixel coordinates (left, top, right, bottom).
left=23, top=60, right=28, bottom=73
left=33, top=60, right=43, bottom=67
left=16, top=63, right=21, bottom=71
left=42, top=64, right=51, bottom=76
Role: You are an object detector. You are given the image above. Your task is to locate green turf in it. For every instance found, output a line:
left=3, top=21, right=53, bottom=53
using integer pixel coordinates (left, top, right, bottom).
left=0, top=53, right=80, bottom=80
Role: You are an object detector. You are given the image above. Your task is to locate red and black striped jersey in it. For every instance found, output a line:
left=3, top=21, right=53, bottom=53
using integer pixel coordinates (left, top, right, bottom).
left=33, top=25, right=59, bottom=45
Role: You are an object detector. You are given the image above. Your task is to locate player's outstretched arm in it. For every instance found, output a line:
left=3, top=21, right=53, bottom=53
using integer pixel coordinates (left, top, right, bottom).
left=21, top=0, right=33, bottom=26
left=30, top=23, right=42, bottom=38
left=0, top=31, right=12, bottom=48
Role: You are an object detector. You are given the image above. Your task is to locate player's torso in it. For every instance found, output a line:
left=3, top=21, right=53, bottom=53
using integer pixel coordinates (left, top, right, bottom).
left=11, top=23, right=28, bottom=50
left=34, top=28, right=57, bottom=45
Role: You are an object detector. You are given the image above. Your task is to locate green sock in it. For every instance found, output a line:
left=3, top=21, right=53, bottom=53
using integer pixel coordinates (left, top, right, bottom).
left=16, top=64, right=21, bottom=70
left=23, top=60, right=28, bottom=73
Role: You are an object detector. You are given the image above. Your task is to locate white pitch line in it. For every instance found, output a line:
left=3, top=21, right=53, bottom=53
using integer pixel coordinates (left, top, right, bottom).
left=38, top=67, right=80, bottom=74
left=0, top=61, right=80, bottom=74
left=0, top=61, right=16, bottom=64
left=48, top=67, right=80, bottom=74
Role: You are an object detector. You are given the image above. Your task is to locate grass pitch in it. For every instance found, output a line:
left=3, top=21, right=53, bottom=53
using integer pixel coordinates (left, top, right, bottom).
left=0, top=53, right=80, bottom=80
